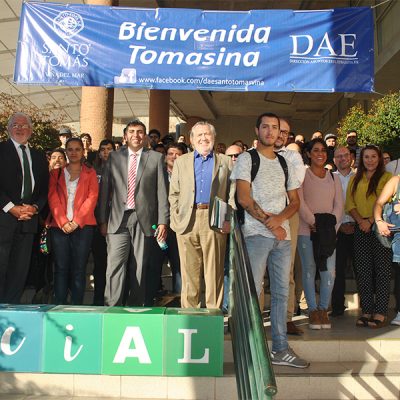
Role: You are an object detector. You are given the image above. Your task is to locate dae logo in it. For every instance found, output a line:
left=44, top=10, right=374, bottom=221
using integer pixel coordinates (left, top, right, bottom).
left=53, top=11, right=84, bottom=39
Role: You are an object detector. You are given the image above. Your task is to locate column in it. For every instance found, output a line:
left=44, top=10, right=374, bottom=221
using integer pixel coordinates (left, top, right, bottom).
left=79, top=0, right=117, bottom=149
left=149, top=90, right=170, bottom=135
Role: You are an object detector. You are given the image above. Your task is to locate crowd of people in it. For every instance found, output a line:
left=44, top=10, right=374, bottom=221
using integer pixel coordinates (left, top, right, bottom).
left=1, top=111, right=400, bottom=370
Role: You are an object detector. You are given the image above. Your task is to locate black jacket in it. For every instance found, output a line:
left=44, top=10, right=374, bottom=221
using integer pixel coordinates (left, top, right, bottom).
left=310, top=213, right=337, bottom=271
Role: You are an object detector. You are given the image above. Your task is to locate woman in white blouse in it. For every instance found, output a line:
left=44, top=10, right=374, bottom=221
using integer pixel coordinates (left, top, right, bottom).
left=48, top=138, right=98, bottom=304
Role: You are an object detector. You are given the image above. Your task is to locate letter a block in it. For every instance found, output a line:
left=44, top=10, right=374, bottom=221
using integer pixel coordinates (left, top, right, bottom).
left=42, top=305, right=106, bottom=374
left=164, top=308, right=224, bottom=376
left=0, top=304, right=53, bottom=372
left=102, top=307, right=164, bottom=375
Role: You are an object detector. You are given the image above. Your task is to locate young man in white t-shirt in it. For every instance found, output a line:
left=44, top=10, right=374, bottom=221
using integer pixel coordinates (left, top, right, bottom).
left=232, top=112, right=309, bottom=369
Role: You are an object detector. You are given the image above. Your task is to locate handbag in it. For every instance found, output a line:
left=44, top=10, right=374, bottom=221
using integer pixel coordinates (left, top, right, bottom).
left=373, top=182, right=400, bottom=248
left=39, top=226, right=51, bottom=255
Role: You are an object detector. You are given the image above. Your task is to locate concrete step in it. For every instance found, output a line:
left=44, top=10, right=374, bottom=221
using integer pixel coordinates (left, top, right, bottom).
left=224, top=309, right=400, bottom=364
left=1, top=361, right=400, bottom=400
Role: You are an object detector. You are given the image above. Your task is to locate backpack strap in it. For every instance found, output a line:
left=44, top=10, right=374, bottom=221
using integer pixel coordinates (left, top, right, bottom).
left=276, top=153, right=288, bottom=191
left=248, top=148, right=260, bottom=182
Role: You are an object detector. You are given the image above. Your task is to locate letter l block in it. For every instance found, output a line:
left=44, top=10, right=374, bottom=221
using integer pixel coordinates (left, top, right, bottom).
left=164, top=308, right=224, bottom=376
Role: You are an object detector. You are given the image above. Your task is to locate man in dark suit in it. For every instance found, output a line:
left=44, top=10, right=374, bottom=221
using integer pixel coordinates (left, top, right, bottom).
left=98, top=119, right=169, bottom=306
left=0, top=112, right=49, bottom=303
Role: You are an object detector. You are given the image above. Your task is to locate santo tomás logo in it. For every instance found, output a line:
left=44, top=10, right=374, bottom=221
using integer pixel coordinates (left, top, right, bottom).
left=53, top=11, right=84, bottom=39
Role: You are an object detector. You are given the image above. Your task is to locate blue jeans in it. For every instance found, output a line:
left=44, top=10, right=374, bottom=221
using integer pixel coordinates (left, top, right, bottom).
left=245, top=235, right=291, bottom=353
left=51, top=226, right=94, bottom=305
left=298, top=235, right=336, bottom=311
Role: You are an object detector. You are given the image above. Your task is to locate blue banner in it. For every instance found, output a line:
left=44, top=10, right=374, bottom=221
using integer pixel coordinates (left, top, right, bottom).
left=14, top=2, right=374, bottom=92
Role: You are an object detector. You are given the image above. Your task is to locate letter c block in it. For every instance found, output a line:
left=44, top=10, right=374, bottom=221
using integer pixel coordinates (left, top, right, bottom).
left=0, top=304, right=54, bottom=372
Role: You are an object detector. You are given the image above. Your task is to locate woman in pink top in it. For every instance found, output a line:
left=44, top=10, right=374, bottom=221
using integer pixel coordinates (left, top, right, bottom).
left=298, top=139, right=344, bottom=330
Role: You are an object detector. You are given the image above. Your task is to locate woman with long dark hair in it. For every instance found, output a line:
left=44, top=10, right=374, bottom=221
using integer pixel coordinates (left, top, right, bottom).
left=298, top=139, right=344, bottom=330
left=374, top=175, right=400, bottom=326
left=346, top=145, right=392, bottom=328
left=48, top=137, right=99, bottom=304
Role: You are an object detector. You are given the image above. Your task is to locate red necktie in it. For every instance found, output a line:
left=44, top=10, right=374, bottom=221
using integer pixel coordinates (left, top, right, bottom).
left=126, top=153, right=137, bottom=209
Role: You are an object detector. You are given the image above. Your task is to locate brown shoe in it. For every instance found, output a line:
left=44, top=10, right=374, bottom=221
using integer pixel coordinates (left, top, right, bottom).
left=287, top=321, right=303, bottom=335
left=309, top=309, right=322, bottom=330
left=319, top=309, right=332, bottom=329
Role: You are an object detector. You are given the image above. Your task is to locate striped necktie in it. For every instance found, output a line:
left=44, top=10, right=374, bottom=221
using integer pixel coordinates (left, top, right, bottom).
left=126, top=153, right=137, bottom=209
left=20, top=144, right=32, bottom=202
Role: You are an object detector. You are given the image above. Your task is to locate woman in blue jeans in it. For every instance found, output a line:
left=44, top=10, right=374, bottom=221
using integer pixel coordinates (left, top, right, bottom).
left=298, top=139, right=344, bottom=329
left=48, top=138, right=99, bottom=304
left=374, top=174, right=400, bottom=326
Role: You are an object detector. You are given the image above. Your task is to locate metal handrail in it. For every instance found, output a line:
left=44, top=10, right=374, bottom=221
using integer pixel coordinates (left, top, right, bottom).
left=228, top=211, right=277, bottom=399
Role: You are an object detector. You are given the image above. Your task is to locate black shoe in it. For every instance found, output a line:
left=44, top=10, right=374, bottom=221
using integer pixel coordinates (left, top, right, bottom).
left=330, top=309, right=345, bottom=317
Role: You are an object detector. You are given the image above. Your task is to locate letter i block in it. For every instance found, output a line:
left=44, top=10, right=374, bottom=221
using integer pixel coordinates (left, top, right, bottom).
left=42, top=305, right=106, bottom=374
left=102, top=307, right=165, bottom=375
left=0, top=304, right=54, bottom=372
left=164, top=308, right=224, bottom=376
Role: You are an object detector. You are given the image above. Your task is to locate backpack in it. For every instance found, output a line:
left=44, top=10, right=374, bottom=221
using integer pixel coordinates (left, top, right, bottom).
left=236, top=148, right=288, bottom=225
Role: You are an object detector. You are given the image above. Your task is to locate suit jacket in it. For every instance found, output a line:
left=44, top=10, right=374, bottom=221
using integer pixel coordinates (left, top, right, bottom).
left=0, top=139, right=49, bottom=233
left=48, top=165, right=99, bottom=229
left=98, top=147, right=169, bottom=236
left=169, top=151, right=235, bottom=235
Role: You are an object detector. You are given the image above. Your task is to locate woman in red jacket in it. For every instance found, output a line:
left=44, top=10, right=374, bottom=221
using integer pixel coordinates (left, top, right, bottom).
left=48, top=137, right=99, bottom=304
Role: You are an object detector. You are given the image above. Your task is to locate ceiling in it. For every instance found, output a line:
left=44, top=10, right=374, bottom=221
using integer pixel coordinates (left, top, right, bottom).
left=1, top=0, right=399, bottom=136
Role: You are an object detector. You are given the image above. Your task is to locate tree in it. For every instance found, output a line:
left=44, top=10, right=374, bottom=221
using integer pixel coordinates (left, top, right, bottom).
left=0, top=93, right=67, bottom=150
left=337, top=92, right=400, bottom=156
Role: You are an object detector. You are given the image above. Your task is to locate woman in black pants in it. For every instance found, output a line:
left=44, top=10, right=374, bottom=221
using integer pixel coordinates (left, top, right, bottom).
left=374, top=174, right=400, bottom=326
left=345, top=145, right=392, bottom=328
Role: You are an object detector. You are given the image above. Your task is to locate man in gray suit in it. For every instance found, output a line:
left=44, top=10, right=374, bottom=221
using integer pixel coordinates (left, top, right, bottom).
left=98, top=119, right=169, bottom=306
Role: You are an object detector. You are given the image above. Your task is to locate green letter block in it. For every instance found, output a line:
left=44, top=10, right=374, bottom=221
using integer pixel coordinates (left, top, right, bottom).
left=43, top=305, right=106, bottom=374
left=164, top=308, right=224, bottom=376
left=102, top=307, right=165, bottom=375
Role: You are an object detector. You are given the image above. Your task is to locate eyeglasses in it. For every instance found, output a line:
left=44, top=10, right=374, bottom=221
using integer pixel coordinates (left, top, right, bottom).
left=12, top=124, right=29, bottom=129
left=280, top=130, right=289, bottom=136
left=227, top=153, right=241, bottom=158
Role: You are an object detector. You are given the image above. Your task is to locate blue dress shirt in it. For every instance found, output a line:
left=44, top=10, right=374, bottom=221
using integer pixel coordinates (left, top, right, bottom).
left=194, top=150, right=214, bottom=204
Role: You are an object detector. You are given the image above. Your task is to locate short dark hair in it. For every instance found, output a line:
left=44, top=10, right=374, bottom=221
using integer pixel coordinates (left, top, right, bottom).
left=148, top=128, right=161, bottom=139
left=49, top=148, right=67, bottom=160
left=347, top=130, right=358, bottom=136
left=98, top=139, right=115, bottom=151
left=66, top=137, right=83, bottom=148
left=154, top=143, right=166, bottom=151
left=166, top=142, right=188, bottom=154
left=125, top=119, right=147, bottom=134
left=80, top=133, right=92, bottom=142
left=255, top=112, right=280, bottom=129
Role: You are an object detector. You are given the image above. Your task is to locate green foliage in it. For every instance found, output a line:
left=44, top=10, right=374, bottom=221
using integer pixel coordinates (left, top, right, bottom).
left=0, top=93, right=65, bottom=150
left=338, top=92, right=400, bottom=154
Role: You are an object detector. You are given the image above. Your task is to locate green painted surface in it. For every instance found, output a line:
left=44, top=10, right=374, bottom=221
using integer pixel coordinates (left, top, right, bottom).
left=42, top=306, right=105, bottom=374
left=164, top=308, right=224, bottom=376
left=102, top=307, right=165, bottom=375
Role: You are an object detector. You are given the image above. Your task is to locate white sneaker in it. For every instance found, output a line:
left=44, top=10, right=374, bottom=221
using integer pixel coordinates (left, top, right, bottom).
left=391, top=311, right=400, bottom=326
